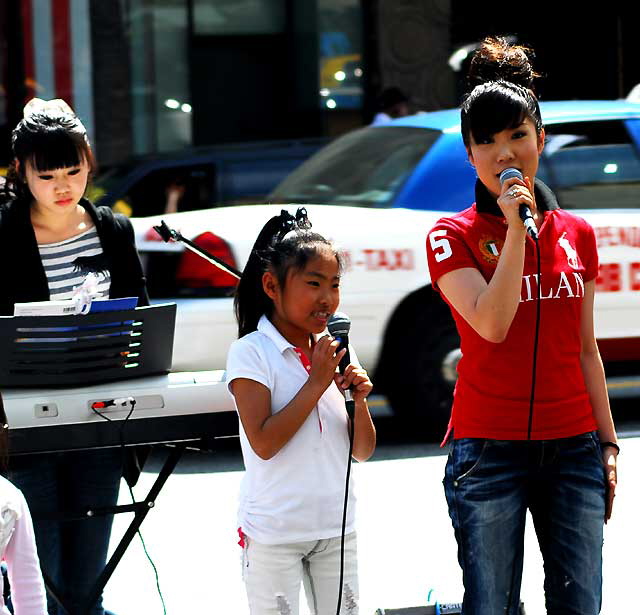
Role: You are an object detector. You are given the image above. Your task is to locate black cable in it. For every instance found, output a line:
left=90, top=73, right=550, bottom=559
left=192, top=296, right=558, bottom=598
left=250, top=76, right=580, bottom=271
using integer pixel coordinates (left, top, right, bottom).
left=527, top=239, right=543, bottom=440
left=127, top=481, right=167, bottom=615
left=336, top=399, right=355, bottom=615
left=506, top=236, right=542, bottom=614
left=92, top=399, right=167, bottom=614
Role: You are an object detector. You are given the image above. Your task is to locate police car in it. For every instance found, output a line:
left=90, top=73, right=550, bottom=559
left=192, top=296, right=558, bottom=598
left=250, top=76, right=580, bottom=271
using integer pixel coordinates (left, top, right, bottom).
left=131, top=99, right=640, bottom=434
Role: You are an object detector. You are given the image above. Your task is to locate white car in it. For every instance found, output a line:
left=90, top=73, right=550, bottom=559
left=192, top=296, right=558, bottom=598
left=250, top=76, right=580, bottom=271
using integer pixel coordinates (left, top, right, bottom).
left=131, top=100, right=640, bottom=434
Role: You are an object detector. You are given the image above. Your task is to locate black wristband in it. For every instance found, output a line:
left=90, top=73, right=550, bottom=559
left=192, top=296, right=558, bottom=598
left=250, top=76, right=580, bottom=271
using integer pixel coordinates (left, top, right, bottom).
left=600, top=441, right=620, bottom=454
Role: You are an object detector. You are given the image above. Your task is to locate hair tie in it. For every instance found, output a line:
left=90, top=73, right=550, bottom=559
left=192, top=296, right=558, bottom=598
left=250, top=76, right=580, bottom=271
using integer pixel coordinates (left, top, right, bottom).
left=295, top=207, right=311, bottom=230
left=275, top=210, right=297, bottom=242
left=275, top=207, right=313, bottom=242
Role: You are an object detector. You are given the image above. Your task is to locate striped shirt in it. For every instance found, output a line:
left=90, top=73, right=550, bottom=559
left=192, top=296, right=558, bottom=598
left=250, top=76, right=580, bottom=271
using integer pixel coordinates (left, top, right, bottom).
left=38, top=227, right=111, bottom=300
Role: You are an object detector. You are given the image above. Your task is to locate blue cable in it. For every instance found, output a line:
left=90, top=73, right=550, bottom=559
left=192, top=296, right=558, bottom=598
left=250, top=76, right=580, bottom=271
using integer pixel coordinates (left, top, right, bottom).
left=427, top=589, right=441, bottom=615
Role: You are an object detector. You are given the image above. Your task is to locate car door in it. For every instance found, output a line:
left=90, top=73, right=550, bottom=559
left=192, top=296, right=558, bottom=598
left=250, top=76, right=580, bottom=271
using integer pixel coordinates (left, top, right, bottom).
left=539, top=117, right=640, bottom=368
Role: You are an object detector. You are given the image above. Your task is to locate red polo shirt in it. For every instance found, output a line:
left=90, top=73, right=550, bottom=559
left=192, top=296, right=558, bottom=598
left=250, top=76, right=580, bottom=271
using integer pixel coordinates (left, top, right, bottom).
left=426, top=188, right=599, bottom=440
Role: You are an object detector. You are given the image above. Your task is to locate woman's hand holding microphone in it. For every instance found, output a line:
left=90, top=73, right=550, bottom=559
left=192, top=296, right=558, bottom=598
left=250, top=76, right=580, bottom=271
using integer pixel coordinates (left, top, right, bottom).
left=497, top=175, right=536, bottom=236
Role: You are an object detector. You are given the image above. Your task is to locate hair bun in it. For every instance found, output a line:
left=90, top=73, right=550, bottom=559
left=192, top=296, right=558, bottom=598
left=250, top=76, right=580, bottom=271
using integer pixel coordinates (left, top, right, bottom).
left=23, top=98, right=75, bottom=119
left=467, top=36, right=539, bottom=92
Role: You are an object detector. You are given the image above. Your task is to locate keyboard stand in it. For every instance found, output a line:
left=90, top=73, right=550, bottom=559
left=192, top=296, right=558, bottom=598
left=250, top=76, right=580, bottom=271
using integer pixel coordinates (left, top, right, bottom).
left=0, top=304, right=205, bottom=614
left=38, top=442, right=189, bottom=615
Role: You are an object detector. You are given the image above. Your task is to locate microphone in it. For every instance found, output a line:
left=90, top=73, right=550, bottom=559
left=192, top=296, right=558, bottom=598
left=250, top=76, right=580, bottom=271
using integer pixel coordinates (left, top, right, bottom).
left=499, top=168, right=538, bottom=240
left=327, top=312, right=354, bottom=418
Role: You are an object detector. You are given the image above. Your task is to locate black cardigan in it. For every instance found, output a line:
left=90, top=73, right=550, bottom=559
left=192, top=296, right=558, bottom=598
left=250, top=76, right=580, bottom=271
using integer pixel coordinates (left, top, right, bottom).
left=0, top=197, right=149, bottom=315
left=0, top=197, right=151, bottom=485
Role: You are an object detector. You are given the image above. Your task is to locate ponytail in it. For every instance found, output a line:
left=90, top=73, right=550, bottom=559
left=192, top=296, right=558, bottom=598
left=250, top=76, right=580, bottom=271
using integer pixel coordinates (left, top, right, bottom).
left=234, top=207, right=340, bottom=338
left=234, top=209, right=298, bottom=338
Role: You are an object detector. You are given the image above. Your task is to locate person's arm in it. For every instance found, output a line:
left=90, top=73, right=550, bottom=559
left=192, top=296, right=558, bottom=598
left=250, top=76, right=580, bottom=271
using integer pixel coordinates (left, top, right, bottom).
left=114, top=213, right=150, bottom=306
left=437, top=225, right=526, bottom=342
left=335, top=364, right=376, bottom=462
left=164, top=182, right=185, bottom=215
left=4, top=490, right=47, bottom=615
left=579, top=280, right=617, bottom=522
left=435, top=177, right=532, bottom=343
left=231, top=336, right=345, bottom=460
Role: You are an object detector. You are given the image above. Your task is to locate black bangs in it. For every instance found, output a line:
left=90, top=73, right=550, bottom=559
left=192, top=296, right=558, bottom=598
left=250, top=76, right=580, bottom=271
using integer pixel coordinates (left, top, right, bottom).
left=3, top=106, right=95, bottom=204
left=11, top=110, right=93, bottom=173
left=461, top=81, right=542, bottom=147
left=26, top=130, right=85, bottom=172
left=273, top=232, right=342, bottom=288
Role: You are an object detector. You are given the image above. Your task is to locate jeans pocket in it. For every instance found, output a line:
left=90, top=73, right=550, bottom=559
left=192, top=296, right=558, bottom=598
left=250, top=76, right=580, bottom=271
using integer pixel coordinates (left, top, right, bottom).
left=563, top=432, right=607, bottom=489
left=452, top=438, right=490, bottom=483
left=584, top=431, right=605, bottom=468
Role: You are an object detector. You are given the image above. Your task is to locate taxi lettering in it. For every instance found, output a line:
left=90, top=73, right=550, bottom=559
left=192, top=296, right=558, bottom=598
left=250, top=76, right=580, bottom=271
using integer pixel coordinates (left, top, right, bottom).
left=595, top=226, right=640, bottom=249
left=596, top=262, right=640, bottom=292
left=343, top=249, right=415, bottom=271
left=593, top=227, right=640, bottom=292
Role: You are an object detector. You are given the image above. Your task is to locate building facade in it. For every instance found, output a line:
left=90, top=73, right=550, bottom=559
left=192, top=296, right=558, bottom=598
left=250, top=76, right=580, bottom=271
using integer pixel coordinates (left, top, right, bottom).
left=1, top=1, right=636, bottom=169
left=3, top=0, right=379, bottom=167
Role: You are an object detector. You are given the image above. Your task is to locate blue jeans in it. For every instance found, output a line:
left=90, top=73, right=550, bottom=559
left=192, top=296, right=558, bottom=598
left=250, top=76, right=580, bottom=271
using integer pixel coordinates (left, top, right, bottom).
left=444, top=432, right=606, bottom=615
left=9, top=448, right=123, bottom=615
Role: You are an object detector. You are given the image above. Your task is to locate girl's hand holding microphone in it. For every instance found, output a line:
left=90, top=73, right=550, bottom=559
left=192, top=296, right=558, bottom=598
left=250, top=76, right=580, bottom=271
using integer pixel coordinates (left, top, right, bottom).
left=335, top=364, right=373, bottom=404
left=308, top=335, right=346, bottom=393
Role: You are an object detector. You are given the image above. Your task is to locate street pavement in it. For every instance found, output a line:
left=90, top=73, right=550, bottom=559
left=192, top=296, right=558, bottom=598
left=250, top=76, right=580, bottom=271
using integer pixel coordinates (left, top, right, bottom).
left=103, top=430, right=640, bottom=614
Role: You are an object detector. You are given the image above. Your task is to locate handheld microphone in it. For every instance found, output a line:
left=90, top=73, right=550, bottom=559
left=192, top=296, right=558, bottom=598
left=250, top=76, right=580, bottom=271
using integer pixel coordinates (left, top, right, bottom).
left=327, top=311, right=356, bottom=615
left=327, top=312, right=354, bottom=418
left=499, top=168, right=538, bottom=240
left=327, top=312, right=350, bottom=375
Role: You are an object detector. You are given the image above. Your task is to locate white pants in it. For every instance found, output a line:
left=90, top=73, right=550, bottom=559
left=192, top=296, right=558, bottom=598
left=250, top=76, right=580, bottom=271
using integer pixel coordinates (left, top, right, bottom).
left=242, top=531, right=359, bottom=615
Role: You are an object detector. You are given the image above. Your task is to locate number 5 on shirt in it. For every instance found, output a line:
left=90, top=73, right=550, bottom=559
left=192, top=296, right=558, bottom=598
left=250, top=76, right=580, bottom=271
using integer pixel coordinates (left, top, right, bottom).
left=429, top=229, right=453, bottom=262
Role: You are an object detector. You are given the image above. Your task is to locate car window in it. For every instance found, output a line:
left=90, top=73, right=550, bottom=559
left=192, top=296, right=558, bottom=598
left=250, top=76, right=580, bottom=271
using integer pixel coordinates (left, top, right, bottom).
left=88, top=162, right=138, bottom=206
left=140, top=248, right=237, bottom=300
left=93, top=162, right=138, bottom=193
left=121, top=164, right=217, bottom=217
left=270, top=126, right=441, bottom=208
left=539, top=120, right=640, bottom=209
left=220, top=158, right=313, bottom=204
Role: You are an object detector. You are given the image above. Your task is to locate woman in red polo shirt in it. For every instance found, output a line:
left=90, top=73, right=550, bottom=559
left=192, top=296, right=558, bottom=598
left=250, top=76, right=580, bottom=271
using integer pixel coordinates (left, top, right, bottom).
left=426, top=37, right=618, bottom=615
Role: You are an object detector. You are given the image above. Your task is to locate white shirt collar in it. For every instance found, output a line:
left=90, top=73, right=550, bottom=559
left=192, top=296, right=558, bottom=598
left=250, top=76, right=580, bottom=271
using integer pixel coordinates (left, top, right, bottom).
left=257, top=314, right=297, bottom=354
left=257, top=314, right=323, bottom=355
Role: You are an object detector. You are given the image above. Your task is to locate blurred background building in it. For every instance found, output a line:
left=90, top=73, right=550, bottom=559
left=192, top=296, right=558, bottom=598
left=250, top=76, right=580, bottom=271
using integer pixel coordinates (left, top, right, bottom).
left=0, top=1, right=637, bottom=168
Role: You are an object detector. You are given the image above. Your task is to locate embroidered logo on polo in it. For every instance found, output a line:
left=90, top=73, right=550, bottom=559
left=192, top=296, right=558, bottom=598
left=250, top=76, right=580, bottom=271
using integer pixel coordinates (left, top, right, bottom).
left=478, top=236, right=504, bottom=264
left=558, top=231, right=579, bottom=269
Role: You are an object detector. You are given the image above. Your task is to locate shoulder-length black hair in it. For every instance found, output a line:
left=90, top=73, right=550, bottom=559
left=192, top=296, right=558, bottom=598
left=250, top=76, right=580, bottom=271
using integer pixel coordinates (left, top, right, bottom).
left=1, top=101, right=96, bottom=203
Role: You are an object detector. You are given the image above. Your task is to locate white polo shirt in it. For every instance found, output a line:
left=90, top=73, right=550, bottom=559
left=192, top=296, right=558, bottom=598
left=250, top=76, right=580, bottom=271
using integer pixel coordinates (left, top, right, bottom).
left=226, top=315, right=356, bottom=545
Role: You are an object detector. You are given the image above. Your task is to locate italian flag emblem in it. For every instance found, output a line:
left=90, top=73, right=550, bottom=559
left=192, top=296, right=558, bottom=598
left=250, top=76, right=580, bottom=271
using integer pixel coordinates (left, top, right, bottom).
left=479, top=237, right=504, bottom=264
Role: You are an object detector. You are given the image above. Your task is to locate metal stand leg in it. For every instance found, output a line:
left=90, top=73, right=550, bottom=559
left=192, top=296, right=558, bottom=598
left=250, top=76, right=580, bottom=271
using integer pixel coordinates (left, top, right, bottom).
left=39, top=444, right=185, bottom=615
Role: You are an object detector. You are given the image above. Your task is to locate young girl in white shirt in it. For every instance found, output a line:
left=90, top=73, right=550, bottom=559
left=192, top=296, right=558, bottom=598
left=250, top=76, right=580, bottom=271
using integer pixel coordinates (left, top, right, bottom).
left=226, top=208, right=376, bottom=615
left=0, top=395, right=47, bottom=615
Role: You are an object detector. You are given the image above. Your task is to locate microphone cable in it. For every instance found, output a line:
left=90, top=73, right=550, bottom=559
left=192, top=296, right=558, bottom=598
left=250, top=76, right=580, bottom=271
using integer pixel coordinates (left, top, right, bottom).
left=527, top=239, right=542, bottom=440
left=92, top=399, right=167, bottom=614
left=505, top=234, right=542, bottom=614
left=336, top=398, right=355, bottom=615
left=125, top=480, right=167, bottom=615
